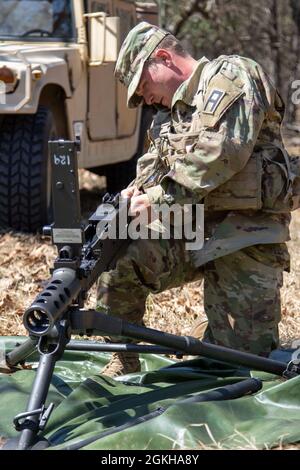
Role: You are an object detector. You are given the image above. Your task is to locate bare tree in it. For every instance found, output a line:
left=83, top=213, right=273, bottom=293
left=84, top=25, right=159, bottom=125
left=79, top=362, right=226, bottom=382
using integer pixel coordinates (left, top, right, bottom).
left=158, top=0, right=299, bottom=123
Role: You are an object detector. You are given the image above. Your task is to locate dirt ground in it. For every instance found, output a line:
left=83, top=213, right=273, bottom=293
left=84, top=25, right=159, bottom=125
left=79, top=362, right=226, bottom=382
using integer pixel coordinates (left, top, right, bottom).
left=0, top=168, right=299, bottom=346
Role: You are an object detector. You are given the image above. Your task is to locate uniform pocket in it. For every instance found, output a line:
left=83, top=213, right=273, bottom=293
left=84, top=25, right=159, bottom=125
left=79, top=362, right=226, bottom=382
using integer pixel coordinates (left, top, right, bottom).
left=290, top=155, right=300, bottom=210
left=261, top=149, right=291, bottom=213
left=204, top=151, right=263, bottom=211
left=167, top=131, right=200, bottom=156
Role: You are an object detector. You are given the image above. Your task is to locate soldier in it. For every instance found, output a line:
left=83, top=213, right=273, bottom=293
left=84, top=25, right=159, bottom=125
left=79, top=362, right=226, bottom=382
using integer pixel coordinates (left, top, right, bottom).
left=97, top=22, right=295, bottom=377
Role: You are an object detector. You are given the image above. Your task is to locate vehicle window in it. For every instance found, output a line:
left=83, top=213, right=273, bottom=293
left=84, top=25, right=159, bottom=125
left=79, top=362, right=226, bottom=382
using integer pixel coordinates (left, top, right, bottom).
left=115, top=3, right=135, bottom=44
left=90, top=1, right=111, bottom=14
left=0, top=0, right=74, bottom=39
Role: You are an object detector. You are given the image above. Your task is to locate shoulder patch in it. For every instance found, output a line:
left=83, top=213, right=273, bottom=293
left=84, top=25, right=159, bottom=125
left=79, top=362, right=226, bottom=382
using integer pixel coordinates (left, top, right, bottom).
left=199, top=72, right=245, bottom=128
left=203, top=89, right=226, bottom=114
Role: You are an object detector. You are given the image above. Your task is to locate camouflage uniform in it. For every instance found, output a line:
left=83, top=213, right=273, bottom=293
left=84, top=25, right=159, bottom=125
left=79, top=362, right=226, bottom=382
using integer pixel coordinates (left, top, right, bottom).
left=98, top=23, right=295, bottom=375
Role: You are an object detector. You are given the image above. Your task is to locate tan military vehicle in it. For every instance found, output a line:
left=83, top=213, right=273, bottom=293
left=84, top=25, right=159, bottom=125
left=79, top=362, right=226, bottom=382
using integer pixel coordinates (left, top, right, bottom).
left=0, top=0, right=157, bottom=232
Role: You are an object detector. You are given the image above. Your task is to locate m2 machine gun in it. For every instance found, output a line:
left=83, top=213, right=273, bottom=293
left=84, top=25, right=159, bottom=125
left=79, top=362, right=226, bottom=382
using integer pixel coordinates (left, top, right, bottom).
left=2, top=140, right=300, bottom=450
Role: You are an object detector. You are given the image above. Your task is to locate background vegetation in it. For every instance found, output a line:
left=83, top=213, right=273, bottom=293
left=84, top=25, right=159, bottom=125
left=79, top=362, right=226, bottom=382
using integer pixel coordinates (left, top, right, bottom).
left=158, top=0, right=300, bottom=124
left=1, top=0, right=299, bottom=348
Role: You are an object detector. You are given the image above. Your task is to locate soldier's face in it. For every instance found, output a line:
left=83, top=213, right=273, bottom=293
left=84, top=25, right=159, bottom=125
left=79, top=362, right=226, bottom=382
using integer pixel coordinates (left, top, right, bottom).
left=136, top=59, right=181, bottom=108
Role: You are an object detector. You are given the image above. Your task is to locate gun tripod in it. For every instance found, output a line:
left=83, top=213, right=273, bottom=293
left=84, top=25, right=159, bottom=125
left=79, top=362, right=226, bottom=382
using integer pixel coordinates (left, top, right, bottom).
left=3, top=308, right=299, bottom=450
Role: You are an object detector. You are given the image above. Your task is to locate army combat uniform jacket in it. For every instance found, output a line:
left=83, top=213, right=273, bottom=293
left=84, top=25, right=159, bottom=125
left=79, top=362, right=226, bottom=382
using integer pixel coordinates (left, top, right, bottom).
left=134, top=55, right=299, bottom=266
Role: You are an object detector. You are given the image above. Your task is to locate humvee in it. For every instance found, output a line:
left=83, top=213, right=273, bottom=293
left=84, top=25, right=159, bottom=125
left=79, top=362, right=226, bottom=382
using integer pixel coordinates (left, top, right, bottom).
left=0, top=0, right=157, bottom=232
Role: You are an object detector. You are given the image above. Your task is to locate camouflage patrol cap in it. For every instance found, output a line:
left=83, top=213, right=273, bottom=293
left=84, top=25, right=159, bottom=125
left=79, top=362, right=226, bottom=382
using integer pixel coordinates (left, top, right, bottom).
left=115, top=21, right=169, bottom=108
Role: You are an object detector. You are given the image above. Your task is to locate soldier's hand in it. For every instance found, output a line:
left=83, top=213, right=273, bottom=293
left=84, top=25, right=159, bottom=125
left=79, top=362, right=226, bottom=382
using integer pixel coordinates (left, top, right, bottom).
left=121, top=187, right=136, bottom=199
left=129, top=193, right=151, bottom=219
left=120, top=186, right=144, bottom=200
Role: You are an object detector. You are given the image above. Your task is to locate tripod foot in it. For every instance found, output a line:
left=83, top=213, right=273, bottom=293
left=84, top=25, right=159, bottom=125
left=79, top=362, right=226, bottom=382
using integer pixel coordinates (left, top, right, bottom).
left=0, top=360, right=20, bottom=374
left=1, top=436, right=50, bottom=450
left=0, top=359, right=32, bottom=374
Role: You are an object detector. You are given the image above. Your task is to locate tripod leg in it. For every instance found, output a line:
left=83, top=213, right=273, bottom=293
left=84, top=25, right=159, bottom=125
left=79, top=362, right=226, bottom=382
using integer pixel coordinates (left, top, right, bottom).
left=71, top=310, right=290, bottom=376
left=5, top=337, right=38, bottom=368
left=7, top=322, right=70, bottom=450
left=16, top=352, right=57, bottom=450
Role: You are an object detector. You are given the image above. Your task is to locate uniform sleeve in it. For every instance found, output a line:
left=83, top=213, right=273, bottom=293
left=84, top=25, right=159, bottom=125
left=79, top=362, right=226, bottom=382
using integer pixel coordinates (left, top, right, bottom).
left=134, top=143, right=159, bottom=188
left=145, top=65, right=273, bottom=206
left=126, top=142, right=159, bottom=188
left=132, top=109, right=171, bottom=190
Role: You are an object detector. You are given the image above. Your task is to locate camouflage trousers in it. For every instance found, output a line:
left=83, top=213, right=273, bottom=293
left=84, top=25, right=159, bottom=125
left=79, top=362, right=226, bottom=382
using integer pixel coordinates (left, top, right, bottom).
left=96, top=238, right=290, bottom=356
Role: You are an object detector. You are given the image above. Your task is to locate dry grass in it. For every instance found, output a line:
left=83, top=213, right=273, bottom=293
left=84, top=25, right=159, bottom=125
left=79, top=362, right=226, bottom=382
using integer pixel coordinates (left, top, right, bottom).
left=0, top=231, right=56, bottom=336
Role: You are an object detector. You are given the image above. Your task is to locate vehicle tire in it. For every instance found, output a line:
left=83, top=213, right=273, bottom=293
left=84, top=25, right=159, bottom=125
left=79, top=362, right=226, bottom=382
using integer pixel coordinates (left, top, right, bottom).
left=0, top=106, right=56, bottom=232
left=105, top=106, right=153, bottom=193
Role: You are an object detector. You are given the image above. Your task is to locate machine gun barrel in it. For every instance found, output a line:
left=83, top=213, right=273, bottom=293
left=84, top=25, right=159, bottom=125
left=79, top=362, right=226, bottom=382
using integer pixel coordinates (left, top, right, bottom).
left=23, top=268, right=81, bottom=336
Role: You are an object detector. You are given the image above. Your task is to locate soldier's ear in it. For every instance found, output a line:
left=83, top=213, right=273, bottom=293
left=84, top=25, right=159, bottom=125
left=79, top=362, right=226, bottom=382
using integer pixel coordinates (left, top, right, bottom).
left=154, top=48, right=172, bottom=65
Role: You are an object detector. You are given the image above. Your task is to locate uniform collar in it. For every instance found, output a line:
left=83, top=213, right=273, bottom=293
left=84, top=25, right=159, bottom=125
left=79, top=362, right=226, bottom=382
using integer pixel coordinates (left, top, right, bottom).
left=171, top=57, right=209, bottom=108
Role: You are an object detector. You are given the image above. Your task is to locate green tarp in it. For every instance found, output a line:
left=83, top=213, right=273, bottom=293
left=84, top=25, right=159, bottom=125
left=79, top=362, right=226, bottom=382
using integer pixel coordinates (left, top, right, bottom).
left=0, top=337, right=299, bottom=450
